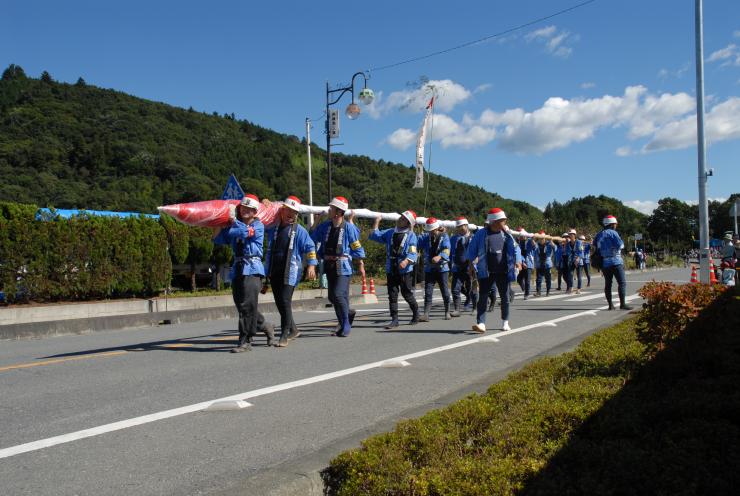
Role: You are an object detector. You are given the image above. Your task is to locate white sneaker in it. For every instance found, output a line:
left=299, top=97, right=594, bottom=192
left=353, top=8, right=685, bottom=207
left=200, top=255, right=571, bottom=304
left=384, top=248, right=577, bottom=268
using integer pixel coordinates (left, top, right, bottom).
left=502, top=320, right=511, bottom=332
left=471, top=323, right=486, bottom=333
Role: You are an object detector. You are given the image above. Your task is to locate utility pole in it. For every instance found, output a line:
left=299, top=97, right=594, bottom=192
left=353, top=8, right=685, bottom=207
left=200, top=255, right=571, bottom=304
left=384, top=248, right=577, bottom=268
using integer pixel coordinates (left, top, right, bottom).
left=694, top=0, right=711, bottom=283
left=305, top=117, right=314, bottom=225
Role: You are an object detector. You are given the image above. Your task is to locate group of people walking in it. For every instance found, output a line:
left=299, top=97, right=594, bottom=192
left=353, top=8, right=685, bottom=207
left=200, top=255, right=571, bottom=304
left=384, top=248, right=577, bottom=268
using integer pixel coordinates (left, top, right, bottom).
left=214, top=194, right=632, bottom=353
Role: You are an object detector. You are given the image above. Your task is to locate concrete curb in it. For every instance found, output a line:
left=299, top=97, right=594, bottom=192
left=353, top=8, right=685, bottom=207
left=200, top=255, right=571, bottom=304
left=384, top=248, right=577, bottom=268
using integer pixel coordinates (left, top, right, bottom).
left=0, top=292, right=378, bottom=341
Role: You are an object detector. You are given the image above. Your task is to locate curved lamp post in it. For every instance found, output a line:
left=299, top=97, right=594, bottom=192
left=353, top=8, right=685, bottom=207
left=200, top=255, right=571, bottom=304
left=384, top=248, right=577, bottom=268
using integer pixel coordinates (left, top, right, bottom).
left=325, top=72, right=374, bottom=201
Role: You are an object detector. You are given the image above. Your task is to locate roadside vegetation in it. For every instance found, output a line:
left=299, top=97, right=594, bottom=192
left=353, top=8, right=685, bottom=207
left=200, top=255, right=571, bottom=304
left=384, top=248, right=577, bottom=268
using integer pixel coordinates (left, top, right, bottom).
left=323, top=282, right=739, bottom=495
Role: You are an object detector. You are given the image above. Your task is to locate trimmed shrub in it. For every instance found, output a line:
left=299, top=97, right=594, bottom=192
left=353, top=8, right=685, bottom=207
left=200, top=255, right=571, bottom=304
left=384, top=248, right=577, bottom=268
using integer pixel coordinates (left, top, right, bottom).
left=637, top=281, right=726, bottom=354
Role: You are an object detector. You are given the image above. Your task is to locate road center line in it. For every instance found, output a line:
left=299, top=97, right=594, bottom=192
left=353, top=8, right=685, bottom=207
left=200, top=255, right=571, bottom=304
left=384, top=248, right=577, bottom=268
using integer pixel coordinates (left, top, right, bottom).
left=0, top=351, right=127, bottom=373
left=0, top=296, right=638, bottom=460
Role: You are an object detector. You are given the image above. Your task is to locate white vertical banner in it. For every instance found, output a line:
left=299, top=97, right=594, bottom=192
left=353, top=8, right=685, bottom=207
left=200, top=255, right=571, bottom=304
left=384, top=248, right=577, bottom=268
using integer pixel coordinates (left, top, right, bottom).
left=413, top=96, right=434, bottom=189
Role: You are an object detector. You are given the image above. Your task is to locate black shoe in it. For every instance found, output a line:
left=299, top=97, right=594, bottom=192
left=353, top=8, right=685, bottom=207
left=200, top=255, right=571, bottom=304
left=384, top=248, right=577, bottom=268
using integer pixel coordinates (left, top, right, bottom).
left=231, top=344, right=250, bottom=353
left=349, top=309, right=356, bottom=325
left=385, top=319, right=400, bottom=329
left=620, top=304, right=633, bottom=311
left=408, top=314, right=419, bottom=325
left=607, top=304, right=615, bottom=310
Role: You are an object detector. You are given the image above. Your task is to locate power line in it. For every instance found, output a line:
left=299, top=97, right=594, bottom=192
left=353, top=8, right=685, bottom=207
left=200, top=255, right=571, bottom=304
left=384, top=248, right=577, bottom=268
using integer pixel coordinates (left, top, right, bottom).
left=368, top=0, right=598, bottom=72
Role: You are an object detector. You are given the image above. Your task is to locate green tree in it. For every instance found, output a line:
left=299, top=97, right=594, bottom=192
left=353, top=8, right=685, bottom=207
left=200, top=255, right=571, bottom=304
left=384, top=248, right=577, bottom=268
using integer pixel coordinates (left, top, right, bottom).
left=647, top=198, right=694, bottom=252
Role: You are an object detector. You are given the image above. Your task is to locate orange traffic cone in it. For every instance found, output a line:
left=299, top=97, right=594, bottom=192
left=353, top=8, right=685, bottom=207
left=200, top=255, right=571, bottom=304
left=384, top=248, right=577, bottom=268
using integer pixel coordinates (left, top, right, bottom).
left=709, top=263, right=718, bottom=284
left=361, top=276, right=368, bottom=295
left=690, top=265, right=698, bottom=284
left=369, top=278, right=376, bottom=295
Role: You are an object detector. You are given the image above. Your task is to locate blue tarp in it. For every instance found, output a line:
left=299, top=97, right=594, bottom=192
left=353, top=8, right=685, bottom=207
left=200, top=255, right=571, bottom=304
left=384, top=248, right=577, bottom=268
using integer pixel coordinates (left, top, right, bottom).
left=35, top=208, right=159, bottom=221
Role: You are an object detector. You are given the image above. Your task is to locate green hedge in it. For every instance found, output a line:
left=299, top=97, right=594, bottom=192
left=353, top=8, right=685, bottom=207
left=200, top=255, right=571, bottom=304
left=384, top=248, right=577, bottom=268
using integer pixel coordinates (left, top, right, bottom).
left=323, top=286, right=740, bottom=495
left=0, top=202, right=172, bottom=302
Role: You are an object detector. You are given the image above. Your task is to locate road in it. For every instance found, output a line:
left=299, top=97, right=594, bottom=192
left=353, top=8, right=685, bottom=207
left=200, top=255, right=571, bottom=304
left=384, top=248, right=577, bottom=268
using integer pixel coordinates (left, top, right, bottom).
left=0, top=267, right=687, bottom=495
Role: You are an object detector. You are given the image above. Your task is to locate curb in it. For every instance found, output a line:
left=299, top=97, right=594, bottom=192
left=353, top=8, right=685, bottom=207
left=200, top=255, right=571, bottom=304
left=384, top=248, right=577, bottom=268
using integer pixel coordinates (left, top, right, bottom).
left=0, top=293, right=377, bottom=341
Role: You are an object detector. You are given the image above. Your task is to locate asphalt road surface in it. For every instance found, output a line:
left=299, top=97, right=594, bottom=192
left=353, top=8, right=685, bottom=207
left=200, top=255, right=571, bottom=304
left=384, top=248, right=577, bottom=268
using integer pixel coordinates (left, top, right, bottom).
left=0, top=267, right=688, bottom=495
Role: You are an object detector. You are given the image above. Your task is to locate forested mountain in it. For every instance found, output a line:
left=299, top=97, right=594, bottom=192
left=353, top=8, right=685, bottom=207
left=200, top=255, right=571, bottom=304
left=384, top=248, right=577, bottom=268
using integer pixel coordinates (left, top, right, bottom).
left=543, top=195, right=648, bottom=237
left=0, top=65, right=544, bottom=228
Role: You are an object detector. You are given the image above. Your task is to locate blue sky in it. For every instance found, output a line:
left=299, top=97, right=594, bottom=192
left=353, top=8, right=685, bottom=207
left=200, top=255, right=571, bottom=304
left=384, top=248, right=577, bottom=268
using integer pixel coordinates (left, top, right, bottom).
left=3, top=0, right=739, bottom=213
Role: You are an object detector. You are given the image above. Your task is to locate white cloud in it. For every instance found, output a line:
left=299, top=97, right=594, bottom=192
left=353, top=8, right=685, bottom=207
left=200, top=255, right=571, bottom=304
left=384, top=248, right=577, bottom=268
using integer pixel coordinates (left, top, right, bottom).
left=735, top=30, right=740, bottom=38
left=707, top=43, right=740, bottom=67
left=623, top=200, right=659, bottom=215
left=365, top=79, right=472, bottom=119
left=658, top=62, right=691, bottom=79
left=644, top=97, right=740, bottom=152
left=525, top=25, right=576, bottom=58
left=385, top=128, right=416, bottom=150
left=383, top=85, right=740, bottom=155
left=473, top=83, right=493, bottom=94
left=580, top=82, right=596, bottom=89
left=615, top=146, right=633, bottom=157
left=708, top=43, right=737, bottom=62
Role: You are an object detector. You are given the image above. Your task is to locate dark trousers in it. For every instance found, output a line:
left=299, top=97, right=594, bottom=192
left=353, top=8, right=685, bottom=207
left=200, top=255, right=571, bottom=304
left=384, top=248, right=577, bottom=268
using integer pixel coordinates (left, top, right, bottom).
left=271, top=277, right=296, bottom=336
left=575, top=264, right=583, bottom=289
left=423, top=270, right=450, bottom=311
left=477, top=273, right=510, bottom=324
left=517, top=268, right=531, bottom=296
left=327, top=270, right=351, bottom=335
left=557, top=266, right=563, bottom=289
left=387, top=272, right=418, bottom=319
left=232, top=273, right=263, bottom=345
left=603, top=264, right=627, bottom=307
left=583, top=263, right=591, bottom=285
left=536, top=267, right=552, bottom=293
left=451, top=270, right=473, bottom=308
left=563, top=264, right=574, bottom=291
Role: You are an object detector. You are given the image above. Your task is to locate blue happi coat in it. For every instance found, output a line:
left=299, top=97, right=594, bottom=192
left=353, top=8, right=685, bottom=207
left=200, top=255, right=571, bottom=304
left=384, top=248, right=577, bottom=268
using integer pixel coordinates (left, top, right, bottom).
left=213, top=218, right=266, bottom=280
left=369, top=228, right=418, bottom=275
left=464, top=228, right=521, bottom=281
left=311, top=221, right=365, bottom=276
left=594, top=228, right=624, bottom=268
left=449, top=233, right=473, bottom=273
left=534, top=241, right=557, bottom=270
left=265, top=223, right=318, bottom=286
left=521, top=238, right=538, bottom=269
left=582, top=243, right=591, bottom=264
left=418, top=232, right=451, bottom=273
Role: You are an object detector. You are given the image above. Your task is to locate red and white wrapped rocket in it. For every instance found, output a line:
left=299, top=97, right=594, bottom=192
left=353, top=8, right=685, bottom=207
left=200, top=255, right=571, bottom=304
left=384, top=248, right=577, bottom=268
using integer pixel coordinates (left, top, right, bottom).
left=157, top=199, right=283, bottom=228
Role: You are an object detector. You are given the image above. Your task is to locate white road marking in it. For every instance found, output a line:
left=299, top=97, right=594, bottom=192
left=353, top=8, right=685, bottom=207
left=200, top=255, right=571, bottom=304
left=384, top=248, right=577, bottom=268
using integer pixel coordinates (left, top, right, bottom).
left=566, top=292, right=617, bottom=302
left=0, top=295, right=640, bottom=460
left=529, top=291, right=591, bottom=301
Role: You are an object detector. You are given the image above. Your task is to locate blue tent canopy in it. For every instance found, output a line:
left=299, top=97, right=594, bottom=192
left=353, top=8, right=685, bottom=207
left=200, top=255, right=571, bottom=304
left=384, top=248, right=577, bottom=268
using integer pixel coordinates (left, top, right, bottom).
left=35, top=208, right=159, bottom=221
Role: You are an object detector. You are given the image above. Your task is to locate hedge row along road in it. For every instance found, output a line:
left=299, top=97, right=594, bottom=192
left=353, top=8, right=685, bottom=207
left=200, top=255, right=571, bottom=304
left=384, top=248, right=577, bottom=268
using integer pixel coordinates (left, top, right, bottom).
left=0, top=268, right=687, bottom=495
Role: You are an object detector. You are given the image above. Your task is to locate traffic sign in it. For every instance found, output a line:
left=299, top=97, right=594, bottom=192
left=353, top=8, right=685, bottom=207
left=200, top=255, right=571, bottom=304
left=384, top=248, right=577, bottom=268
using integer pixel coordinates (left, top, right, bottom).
left=221, top=174, right=245, bottom=200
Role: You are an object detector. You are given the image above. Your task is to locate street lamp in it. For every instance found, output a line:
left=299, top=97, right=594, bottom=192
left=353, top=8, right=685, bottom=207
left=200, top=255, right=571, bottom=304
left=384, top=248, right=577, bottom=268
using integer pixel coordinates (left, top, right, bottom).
left=325, top=71, right=374, bottom=201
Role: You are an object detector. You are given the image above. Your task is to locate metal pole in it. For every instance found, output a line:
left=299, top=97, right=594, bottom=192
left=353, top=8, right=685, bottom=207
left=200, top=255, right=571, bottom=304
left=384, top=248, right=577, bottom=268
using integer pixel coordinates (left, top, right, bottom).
left=305, top=117, right=314, bottom=225
left=695, top=0, right=711, bottom=283
left=325, top=82, right=333, bottom=202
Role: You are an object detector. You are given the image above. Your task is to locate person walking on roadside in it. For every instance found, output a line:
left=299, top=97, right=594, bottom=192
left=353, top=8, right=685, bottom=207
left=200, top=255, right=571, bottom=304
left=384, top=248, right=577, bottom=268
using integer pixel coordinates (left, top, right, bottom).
left=534, top=231, right=556, bottom=297
left=580, top=234, right=592, bottom=287
left=265, top=196, right=318, bottom=347
left=593, top=215, right=632, bottom=310
left=555, top=237, right=566, bottom=290
left=450, top=216, right=476, bottom=315
left=516, top=228, right=537, bottom=300
left=369, top=210, right=420, bottom=329
left=212, top=194, right=276, bottom=352
left=418, top=217, right=452, bottom=321
left=466, top=208, right=521, bottom=333
left=310, top=196, right=366, bottom=337
left=563, top=229, right=582, bottom=294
